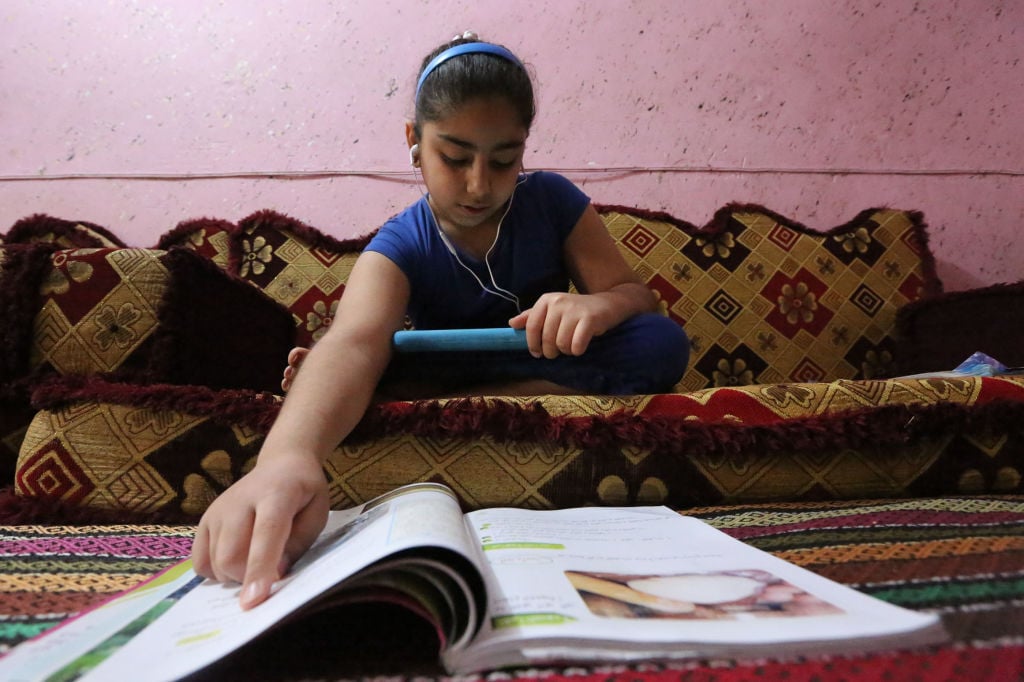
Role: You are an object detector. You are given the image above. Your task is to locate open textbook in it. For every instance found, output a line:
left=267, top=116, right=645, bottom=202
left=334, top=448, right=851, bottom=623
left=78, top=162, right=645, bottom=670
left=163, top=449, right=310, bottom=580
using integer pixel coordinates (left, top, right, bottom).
left=0, top=483, right=946, bottom=681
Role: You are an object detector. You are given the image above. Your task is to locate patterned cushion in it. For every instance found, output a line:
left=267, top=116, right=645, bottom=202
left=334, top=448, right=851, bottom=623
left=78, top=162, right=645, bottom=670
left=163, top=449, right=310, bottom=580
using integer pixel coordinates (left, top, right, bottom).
left=597, top=205, right=942, bottom=391
left=894, top=280, right=1024, bottom=375
left=0, top=205, right=966, bottom=520
left=16, top=382, right=274, bottom=515
left=8, top=247, right=295, bottom=392
left=230, top=210, right=373, bottom=347
left=0, top=402, right=34, bottom=487
left=4, top=214, right=126, bottom=248
left=223, top=204, right=938, bottom=393
left=0, top=244, right=61, bottom=485
left=155, top=217, right=235, bottom=271
left=0, top=244, right=57, bottom=385
left=15, top=374, right=1024, bottom=517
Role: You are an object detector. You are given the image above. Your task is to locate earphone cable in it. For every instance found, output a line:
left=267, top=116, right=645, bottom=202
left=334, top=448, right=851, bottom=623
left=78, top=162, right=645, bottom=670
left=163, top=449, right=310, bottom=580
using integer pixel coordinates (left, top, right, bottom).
left=414, top=166, right=524, bottom=313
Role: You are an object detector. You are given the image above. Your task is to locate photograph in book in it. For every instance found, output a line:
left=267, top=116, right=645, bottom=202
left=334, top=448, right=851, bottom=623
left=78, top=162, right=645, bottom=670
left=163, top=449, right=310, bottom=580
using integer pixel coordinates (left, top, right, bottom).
left=0, top=483, right=948, bottom=682
left=565, top=569, right=844, bottom=620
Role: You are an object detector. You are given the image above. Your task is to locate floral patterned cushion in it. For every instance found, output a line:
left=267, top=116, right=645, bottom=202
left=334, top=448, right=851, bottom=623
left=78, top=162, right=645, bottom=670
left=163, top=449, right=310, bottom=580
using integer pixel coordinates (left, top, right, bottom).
left=230, top=210, right=374, bottom=348
left=156, top=217, right=235, bottom=271
left=597, top=204, right=941, bottom=391
left=1, top=246, right=295, bottom=392
left=4, top=214, right=127, bottom=248
left=2, top=204, right=942, bottom=396
left=15, top=374, right=1024, bottom=516
left=0, top=204, right=947, bottom=493
left=223, top=204, right=939, bottom=391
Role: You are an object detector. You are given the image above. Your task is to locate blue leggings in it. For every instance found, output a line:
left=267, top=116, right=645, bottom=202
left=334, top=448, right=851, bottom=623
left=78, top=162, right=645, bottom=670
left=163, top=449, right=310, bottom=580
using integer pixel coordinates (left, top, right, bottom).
left=381, top=313, right=689, bottom=395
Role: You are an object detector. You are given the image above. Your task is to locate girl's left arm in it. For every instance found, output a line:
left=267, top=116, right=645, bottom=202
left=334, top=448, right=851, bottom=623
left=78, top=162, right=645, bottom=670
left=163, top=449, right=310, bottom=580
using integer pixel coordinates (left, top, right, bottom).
left=510, top=204, right=657, bottom=358
left=562, top=203, right=656, bottom=307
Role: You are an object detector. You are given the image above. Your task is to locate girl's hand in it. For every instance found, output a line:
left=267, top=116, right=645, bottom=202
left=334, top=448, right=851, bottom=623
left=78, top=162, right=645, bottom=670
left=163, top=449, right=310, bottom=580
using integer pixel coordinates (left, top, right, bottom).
left=196, top=251, right=409, bottom=610
left=191, top=454, right=330, bottom=610
left=509, top=203, right=656, bottom=360
left=509, top=291, right=616, bottom=359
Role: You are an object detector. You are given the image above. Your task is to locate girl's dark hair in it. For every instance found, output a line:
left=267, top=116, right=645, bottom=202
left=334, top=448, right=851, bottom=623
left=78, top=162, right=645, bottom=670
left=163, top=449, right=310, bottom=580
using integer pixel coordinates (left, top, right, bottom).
left=413, top=36, right=535, bottom=136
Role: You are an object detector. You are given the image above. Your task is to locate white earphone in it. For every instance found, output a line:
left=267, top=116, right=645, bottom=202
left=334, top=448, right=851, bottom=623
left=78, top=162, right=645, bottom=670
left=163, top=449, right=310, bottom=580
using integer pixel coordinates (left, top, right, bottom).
left=431, top=193, right=524, bottom=312
left=407, top=140, right=525, bottom=312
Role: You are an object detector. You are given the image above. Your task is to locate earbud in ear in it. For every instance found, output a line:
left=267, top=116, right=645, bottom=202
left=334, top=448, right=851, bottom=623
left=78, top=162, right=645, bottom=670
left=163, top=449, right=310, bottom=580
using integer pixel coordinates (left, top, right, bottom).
left=409, top=144, right=420, bottom=166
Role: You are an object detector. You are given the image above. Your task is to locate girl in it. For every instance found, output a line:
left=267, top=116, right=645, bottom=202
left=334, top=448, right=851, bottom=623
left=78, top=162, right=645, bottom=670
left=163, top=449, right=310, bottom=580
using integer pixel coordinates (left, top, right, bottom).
left=192, top=33, right=690, bottom=609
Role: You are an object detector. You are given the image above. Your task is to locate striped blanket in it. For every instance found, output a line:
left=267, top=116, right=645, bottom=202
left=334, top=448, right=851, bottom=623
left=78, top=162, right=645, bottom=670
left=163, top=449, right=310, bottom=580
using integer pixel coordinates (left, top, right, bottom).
left=3, top=496, right=1022, bottom=681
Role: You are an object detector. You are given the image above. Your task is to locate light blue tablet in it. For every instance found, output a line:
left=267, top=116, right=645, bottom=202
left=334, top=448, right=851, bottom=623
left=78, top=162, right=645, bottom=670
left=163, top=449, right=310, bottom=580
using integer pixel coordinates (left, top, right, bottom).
left=392, top=328, right=529, bottom=352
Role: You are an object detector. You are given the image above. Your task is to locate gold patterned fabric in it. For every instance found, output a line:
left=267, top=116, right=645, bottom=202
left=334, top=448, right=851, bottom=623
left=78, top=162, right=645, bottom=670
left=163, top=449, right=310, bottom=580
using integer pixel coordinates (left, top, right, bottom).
left=312, top=375, right=1024, bottom=510
left=15, top=375, right=1024, bottom=517
left=212, top=205, right=939, bottom=390
left=3, top=214, right=127, bottom=249
left=8, top=204, right=1018, bottom=522
left=0, top=243, right=296, bottom=480
left=599, top=205, right=939, bottom=391
left=16, top=399, right=261, bottom=515
left=8, top=247, right=295, bottom=391
left=31, top=248, right=170, bottom=376
left=231, top=210, right=372, bottom=347
left=155, top=217, right=234, bottom=271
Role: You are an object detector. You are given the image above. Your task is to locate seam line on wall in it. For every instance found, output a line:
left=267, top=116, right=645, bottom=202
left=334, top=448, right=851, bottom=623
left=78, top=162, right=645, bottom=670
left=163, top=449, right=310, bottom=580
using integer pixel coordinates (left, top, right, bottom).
left=0, top=166, right=1021, bottom=182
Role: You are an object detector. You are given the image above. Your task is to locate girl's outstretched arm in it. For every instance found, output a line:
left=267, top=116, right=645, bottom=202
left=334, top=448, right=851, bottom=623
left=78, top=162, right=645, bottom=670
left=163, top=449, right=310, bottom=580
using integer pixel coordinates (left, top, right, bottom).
left=509, top=204, right=657, bottom=358
left=191, top=252, right=411, bottom=609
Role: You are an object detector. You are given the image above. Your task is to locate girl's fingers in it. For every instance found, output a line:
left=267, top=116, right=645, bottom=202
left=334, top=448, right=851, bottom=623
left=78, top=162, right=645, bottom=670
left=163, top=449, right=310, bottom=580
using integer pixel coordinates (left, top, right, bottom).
left=192, top=522, right=212, bottom=578
left=557, top=315, right=584, bottom=356
left=568, top=319, right=591, bottom=356
left=522, top=303, right=546, bottom=358
left=240, top=507, right=294, bottom=610
left=209, top=509, right=256, bottom=585
left=541, top=308, right=564, bottom=358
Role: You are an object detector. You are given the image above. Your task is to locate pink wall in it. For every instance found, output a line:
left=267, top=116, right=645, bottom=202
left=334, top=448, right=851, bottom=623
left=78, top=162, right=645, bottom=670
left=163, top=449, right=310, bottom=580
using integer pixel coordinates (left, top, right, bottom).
left=2, top=0, right=1021, bottom=291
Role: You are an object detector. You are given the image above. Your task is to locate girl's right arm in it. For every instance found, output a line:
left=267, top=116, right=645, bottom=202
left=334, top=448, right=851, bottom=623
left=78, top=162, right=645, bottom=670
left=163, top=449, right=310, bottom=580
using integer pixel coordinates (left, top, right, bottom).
left=191, top=251, right=411, bottom=609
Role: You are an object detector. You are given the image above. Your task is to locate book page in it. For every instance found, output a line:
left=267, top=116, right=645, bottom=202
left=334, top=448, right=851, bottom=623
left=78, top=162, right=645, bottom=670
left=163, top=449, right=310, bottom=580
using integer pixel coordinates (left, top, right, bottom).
left=0, top=483, right=480, bottom=682
left=0, top=560, right=199, bottom=682
left=448, top=505, right=942, bottom=673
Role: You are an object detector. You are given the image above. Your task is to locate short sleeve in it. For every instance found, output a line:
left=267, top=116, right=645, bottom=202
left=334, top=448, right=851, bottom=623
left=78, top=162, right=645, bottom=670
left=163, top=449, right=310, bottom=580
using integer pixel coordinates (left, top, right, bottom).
left=531, top=171, right=590, bottom=241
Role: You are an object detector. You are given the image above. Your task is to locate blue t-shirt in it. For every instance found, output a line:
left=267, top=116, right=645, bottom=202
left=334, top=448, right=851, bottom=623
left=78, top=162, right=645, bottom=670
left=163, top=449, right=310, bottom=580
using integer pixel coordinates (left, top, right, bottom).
left=365, top=171, right=590, bottom=329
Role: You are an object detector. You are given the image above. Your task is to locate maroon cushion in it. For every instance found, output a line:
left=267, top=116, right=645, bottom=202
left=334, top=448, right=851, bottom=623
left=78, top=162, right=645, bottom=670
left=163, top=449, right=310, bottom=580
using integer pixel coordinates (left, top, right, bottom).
left=231, top=210, right=375, bottom=347
left=5, top=214, right=127, bottom=248
left=0, top=245, right=296, bottom=393
left=0, top=243, right=60, bottom=386
left=894, top=280, right=1024, bottom=375
left=156, top=217, right=236, bottom=271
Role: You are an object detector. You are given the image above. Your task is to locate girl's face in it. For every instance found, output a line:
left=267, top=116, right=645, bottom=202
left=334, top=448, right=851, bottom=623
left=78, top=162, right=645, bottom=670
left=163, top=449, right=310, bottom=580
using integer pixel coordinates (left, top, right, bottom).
left=411, top=96, right=528, bottom=234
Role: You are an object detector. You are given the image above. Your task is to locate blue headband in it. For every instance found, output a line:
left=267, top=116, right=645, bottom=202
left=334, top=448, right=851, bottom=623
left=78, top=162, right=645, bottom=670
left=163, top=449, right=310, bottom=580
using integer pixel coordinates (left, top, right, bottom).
left=415, top=42, right=524, bottom=100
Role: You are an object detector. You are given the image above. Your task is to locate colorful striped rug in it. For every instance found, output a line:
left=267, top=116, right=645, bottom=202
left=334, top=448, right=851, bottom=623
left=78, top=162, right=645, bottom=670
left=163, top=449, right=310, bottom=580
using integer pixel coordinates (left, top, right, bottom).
left=2, top=496, right=1022, bottom=681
